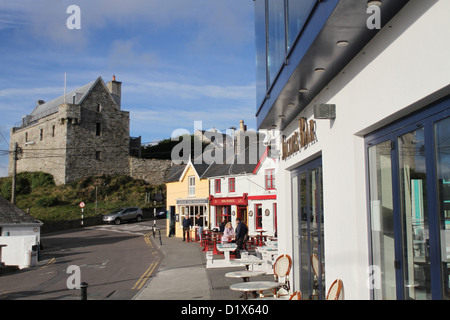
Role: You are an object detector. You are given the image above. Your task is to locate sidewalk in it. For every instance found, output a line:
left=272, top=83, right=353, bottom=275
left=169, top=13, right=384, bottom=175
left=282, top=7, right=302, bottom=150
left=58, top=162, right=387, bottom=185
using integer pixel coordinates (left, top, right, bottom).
left=133, top=231, right=273, bottom=300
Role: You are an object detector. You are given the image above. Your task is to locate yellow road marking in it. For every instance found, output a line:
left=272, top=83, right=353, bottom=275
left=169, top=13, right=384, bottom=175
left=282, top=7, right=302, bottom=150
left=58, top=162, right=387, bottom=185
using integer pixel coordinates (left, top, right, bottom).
left=144, top=233, right=154, bottom=247
left=131, top=233, right=161, bottom=290
left=132, top=260, right=159, bottom=290
left=40, top=257, right=55, bottom=269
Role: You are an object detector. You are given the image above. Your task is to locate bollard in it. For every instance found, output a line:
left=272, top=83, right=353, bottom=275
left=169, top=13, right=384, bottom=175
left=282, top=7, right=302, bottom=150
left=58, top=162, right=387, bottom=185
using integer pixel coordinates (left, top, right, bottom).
left=80, top=282, right=88, bottom=300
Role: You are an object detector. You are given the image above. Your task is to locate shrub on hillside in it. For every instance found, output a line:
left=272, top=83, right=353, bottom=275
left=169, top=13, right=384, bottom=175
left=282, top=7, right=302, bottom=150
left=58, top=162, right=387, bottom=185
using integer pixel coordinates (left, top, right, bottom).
left=36, top=196, right=60, bottom=207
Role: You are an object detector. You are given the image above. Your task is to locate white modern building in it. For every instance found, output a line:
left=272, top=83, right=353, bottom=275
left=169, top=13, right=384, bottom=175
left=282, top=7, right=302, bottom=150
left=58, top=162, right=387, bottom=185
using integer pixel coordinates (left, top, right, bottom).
left=253, top=0, right=450, bottom=300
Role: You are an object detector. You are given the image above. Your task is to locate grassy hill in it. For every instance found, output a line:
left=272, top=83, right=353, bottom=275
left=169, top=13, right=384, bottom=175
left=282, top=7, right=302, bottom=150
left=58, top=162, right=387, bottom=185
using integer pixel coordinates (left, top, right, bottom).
left=0, top=172, right=165, bottom=226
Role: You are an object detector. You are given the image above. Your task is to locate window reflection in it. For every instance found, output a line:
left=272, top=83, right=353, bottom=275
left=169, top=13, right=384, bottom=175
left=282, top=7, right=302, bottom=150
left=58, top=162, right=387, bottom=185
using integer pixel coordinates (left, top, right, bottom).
left=255, top=0, right=267, bottom=105
left=254, top=0, right=317, bottom=103
left=369, top=140, right=396, bottom=300
left=287, top=0, right=316, bottom=51
left=267, top=0, right=286, bottom=85
left=434, top=116, right=450, bottom=299
left=398, top=128, right=431, bottom=300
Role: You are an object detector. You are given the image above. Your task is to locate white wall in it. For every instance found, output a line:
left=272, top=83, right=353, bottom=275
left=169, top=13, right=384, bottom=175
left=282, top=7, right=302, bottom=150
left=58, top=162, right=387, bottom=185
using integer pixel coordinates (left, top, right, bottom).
left=277, top=0, right=450, bottom=299
left=1, top=225, right=41, bottom=242
left=0, top=235, right=39, bottom=269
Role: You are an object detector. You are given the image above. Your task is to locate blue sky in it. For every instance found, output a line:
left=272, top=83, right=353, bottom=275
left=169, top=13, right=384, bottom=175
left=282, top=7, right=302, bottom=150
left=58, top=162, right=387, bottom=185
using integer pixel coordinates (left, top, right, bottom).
left=0, top=0, right=257, bottom=177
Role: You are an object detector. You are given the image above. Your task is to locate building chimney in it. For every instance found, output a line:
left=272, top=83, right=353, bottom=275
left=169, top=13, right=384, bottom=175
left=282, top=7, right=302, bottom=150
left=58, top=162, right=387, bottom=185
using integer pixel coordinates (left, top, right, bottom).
left=107, top=75, right=122, bottom=109
left=239, top=120, right=246, bottom=131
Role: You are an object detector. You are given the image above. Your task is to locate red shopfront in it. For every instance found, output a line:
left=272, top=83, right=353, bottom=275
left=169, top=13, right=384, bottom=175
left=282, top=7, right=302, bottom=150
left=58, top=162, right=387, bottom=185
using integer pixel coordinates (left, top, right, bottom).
left=209, top=194, right=248, bottom=228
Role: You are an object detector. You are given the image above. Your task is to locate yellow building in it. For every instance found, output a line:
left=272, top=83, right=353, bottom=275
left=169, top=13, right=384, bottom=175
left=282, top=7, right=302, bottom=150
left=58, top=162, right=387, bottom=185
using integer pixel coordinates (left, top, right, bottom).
left=165, top=161, right=210, bottom=238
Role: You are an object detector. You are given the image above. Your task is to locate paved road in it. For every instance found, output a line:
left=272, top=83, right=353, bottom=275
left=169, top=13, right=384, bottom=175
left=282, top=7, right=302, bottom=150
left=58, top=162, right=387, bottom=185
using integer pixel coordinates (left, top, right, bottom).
left=0, top=219, right=165, bottom=300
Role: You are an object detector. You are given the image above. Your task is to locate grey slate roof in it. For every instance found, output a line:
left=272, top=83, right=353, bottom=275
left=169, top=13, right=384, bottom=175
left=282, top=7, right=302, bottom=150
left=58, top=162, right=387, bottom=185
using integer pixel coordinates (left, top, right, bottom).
left=28, top=77, right=103, bottom=122
left=165, top=165, right=186, bottom=183
left=165, top=134, right=268, bottom=182
left=0, top=197, right=43, bottom=226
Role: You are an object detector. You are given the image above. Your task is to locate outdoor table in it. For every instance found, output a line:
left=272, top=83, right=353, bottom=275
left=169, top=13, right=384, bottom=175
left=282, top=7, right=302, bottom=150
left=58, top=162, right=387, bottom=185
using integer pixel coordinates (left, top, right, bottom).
left=231, top=256, right=264, bottom=270
left=216, top=243, right=237, bottom=263
left=225, top=270, right=266, bottom=282
left=230, top=281, right=280, bottom=300
left=256, top=246, right=278, bottom=268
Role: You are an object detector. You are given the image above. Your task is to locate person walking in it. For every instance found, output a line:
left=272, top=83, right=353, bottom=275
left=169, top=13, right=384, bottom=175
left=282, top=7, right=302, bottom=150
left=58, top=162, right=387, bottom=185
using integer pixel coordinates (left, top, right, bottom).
left=235, top=217, right=248, bottom=258
left=196, top=213, right=204, bottom=242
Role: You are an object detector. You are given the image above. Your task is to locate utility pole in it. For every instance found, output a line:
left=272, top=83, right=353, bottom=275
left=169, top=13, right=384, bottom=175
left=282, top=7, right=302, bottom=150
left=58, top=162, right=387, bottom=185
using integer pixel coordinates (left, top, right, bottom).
left=11, top=142, right=18, bottom=205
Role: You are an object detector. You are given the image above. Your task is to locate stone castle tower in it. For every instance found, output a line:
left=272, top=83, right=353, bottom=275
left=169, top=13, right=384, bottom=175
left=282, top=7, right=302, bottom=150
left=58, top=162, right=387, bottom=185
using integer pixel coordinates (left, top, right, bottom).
left=9, top=76, right=131, bottom=185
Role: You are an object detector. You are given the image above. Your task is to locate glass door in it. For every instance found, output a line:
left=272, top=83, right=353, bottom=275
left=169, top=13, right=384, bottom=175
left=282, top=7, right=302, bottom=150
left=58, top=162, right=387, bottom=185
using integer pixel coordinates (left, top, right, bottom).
left=434, top=116, right=450, bottom=299
left=292, top=157, right=324, bottom=299
left=367, top=100, right=450, bottom=300
left=397, top=127, right=432, bottom=299
left=368, top=140, right=396, bottom=300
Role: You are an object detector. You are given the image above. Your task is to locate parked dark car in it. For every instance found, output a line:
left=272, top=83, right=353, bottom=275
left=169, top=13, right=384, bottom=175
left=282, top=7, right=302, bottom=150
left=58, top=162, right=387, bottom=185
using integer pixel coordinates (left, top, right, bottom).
left=155, top=209, right=167, bottom=219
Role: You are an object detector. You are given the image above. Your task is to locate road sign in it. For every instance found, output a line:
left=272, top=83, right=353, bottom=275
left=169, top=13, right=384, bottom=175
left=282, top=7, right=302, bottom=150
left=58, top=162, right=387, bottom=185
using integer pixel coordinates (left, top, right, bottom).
left=79, top=202, right=85, bottom=208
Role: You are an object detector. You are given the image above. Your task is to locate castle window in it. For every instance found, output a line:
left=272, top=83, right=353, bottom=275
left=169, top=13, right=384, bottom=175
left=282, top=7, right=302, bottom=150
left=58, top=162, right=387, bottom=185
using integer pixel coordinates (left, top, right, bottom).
left=25, top=132, right=28, bottom=142
left=96, top=122, right=101, bottom=136
left=97, top=104, right=102, bottom=113
left=52, top=125, right=55, bottom=137
left=95, top=151, right=101, bottom=160
left=40, top=128, right=43, bottom=141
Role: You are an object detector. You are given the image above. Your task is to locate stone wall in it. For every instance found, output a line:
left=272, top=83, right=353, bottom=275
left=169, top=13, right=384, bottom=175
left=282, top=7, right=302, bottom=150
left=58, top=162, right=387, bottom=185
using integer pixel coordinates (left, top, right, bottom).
left=64, top=81, right=130, bottom=183
left=129, top=157, right=172, bottom=186
left=9, top=108, right=68, bottom=185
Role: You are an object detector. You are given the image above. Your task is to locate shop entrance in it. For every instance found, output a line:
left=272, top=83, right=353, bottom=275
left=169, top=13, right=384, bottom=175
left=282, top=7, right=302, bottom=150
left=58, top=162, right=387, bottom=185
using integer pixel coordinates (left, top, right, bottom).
left=237, top=206, right=248, bottom=226
left=292, top=157, right=325, bottom=299
left=366, top=98, right=450, bottom=300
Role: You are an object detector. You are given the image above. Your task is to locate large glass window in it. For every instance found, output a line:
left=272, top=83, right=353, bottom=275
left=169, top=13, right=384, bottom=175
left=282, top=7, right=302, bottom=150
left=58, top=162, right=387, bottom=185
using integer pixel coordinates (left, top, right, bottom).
left=366, top=99, right=450, bottom=300
left=287, top=0, right=316, bottom=51
left=267, top=0, right=286, bottom=86
left=292, top=158, right=324, bottom=299
left=368, top=140, right=396, bottom=300
left=398, top=128, right=431, bottom=300
left=434, top=116, right=450, bottom=299
left=254, top=0, right=317, bottom=106
left=255, top=0, right=267, bottom=106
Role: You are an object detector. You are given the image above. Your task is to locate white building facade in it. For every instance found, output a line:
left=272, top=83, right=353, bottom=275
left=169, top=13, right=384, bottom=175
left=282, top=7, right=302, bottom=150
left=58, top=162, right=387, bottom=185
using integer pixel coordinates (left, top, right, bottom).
left=208, top=148, right=279, bottom=238
left=254, top=0, right=450, bottom=300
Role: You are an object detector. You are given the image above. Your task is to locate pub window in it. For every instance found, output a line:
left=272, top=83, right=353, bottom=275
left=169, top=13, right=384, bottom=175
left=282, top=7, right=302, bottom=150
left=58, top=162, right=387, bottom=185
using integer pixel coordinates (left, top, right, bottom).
left=229, top=178, right=236, bottom=193
left=215, top=179, right=221, bottom=194
left=265, top=169, right=275, bottom=190
left=96, top=122, right=101, bottom=136
left=255, top=204, right=263, bottom=229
